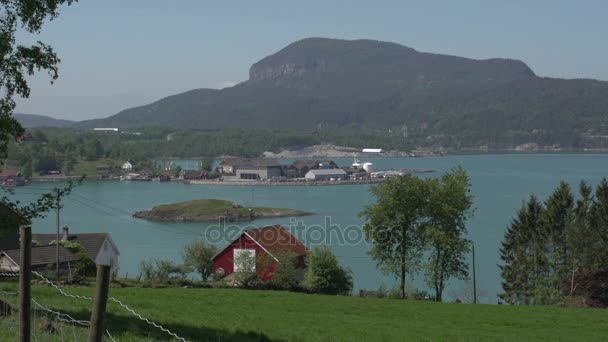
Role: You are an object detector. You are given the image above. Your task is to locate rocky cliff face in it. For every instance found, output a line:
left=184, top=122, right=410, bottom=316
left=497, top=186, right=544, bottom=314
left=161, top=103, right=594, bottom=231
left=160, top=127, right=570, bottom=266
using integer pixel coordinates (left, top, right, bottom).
left=249, top=59, right=328, bottom=83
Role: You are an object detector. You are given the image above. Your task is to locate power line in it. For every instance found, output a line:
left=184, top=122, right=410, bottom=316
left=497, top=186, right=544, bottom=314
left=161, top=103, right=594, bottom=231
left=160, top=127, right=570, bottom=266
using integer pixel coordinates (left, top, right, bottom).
left=65, top=196, right=197, bottom=237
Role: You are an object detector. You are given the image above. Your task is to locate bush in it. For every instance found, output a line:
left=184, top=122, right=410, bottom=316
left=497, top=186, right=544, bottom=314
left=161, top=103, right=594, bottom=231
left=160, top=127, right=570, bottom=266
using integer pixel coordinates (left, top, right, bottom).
left=139, top=258, right=187, bottom=283
left=262, top=250, right=300, bottom=290
left=303, top=246, right=353, bottom=295
left=183, top=240, right=217, bottom=281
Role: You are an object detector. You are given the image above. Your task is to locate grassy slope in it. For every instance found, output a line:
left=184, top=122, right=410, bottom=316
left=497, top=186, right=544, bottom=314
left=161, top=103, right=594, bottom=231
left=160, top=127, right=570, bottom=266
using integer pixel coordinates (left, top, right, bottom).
left=0, top=283, right=607, bottom=341
left=134, top=199, right=311, bottom=222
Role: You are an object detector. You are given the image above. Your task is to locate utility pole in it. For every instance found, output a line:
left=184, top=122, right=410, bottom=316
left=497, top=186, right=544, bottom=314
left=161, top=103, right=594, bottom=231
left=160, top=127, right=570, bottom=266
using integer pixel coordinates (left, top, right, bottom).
left=56, top=192, right=61, bottom=278
left=19, top=226, right=32, bottom=342
left=472, top=242, right=477, bottom=304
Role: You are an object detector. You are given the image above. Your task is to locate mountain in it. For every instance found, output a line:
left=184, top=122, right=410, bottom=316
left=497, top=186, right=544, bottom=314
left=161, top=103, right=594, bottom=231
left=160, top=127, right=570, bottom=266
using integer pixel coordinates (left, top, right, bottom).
left=80, top=38, right=608, bottom=148
left=15, top=113, right=75, bottom=128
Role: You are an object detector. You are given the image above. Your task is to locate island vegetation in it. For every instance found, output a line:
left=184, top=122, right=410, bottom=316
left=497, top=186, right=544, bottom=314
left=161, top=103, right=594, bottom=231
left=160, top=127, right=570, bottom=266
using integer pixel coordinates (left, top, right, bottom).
left=132, top=199, right=312, bottom=223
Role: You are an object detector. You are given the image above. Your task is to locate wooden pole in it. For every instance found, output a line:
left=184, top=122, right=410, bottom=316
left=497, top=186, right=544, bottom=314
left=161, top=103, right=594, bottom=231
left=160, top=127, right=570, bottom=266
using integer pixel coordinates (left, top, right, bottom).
left=19, top=226, right=31, bottom=342
left=472, top=243, right=477, bottom=305
left=56, top=194, right=62, bottom=279
left=88, top=264, right=111, bottom=342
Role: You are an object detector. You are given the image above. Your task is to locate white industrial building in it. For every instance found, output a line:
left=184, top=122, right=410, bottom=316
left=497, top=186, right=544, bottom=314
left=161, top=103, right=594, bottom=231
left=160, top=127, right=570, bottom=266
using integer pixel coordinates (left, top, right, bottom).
left=305, top=169, right=348, bottom=181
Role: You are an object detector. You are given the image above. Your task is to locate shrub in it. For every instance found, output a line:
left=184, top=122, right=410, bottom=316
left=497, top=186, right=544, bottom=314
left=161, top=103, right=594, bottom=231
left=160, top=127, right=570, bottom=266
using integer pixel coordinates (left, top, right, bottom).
left=139, top=258, right=187, bottom=283
left=183, top=240, right=217, bottom=281
left=303, top=246, right=353, bottom=295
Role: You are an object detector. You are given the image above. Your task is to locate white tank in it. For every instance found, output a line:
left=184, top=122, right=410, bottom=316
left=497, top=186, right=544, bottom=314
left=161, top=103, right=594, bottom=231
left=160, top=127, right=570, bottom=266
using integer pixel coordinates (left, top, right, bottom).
left=363, top=162, right=374, bottom=172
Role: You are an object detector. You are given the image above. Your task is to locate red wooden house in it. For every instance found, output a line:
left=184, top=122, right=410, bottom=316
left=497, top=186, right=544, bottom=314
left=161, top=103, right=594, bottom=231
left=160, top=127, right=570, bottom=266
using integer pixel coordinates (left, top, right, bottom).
left=212, top=225, right=309, bottom=281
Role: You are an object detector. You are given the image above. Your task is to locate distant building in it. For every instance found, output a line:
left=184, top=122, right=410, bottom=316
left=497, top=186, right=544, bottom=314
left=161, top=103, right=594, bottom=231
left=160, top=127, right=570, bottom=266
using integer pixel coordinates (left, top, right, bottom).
left=212, top=225, right=309, bottom=282
left=0, top=170, right=24, bottom=187
left=179, top=170, right=209, bottom=180
left=288, top=160, right=339, bottom=178
left=219, top=158, right=283, bottom=180
left=121, top=160, right=135, bottom=171
left=93, top=128, right=119, bottom=132
left=362, top=148, right=383, bottom=154
left=158, top=174, right=171, bottom=182
left=305, top=169, right=348, bottom=181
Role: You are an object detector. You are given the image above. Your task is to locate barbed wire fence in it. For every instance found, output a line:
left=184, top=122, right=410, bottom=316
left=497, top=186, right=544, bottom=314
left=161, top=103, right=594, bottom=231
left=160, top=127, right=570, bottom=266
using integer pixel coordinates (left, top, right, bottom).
left=1, top=271, right=188, bottom=341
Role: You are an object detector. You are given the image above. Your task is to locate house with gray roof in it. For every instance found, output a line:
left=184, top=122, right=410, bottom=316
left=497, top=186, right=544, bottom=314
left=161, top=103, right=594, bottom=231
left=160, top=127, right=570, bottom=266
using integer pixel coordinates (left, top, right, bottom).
left=0, top=227, right=119, bottom=274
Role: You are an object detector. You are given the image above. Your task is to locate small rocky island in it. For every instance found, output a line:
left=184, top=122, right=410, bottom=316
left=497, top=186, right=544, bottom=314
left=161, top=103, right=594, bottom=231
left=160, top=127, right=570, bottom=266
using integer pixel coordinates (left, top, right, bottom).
left=133, top=199, right=312, bottom=223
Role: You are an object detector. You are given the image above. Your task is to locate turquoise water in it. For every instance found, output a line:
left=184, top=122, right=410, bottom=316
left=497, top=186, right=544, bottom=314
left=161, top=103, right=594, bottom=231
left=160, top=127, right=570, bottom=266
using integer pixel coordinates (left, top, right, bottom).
left=7, top=154, right=608, bottom=303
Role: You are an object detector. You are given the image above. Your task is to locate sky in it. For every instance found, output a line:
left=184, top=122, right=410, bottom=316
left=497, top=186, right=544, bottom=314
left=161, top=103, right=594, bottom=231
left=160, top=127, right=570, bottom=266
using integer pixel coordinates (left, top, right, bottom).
left=13, top=0, right=608, bottom=121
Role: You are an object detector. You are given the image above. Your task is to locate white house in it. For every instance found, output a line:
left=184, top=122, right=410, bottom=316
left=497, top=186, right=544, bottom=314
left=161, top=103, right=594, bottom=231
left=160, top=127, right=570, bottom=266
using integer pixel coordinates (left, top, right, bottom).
left=305, top=169, right=348, bottom=181
left=362, top=148, right=383, bottom=154
left=121, top=160, right=135, bottom=171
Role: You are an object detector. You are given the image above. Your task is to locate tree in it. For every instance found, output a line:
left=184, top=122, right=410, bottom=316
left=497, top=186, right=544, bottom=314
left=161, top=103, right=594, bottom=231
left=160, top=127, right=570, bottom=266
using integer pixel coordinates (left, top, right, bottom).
left=542, top=181, right=574, bottom=296
left=182, top=240, right=217, bottom=281
left=303, top=246, right=352, bottom=295
left=201, top=157, right=214, bottom=172
left=423, top=167, right=474, bottom=302
left=271, top=251, right=300, bottom=289
left=500, top=179, right=608, bottom=306
left=232, top=249, right=258, bottom=288
left=360, top=175, right=431, bottom=299
left=0, top=0, right=76, bottom=162
left=499, top=195, right=546, bottom=304
left=0, top=0, right=77, bottom=237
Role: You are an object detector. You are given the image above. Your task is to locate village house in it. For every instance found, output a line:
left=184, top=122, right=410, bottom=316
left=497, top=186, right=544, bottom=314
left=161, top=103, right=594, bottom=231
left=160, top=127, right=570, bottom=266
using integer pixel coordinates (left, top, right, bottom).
left=219, top=158, right=283, bottom=180
left=0, top=245, right=79, bottom=273
left=158, top=173, right=171, bottom=182
left=288, top=160, right=339, bottom=178
left=0, top=170, right=24, bottom=187
left=0, top=227, right=120, bottom=273
left=178, top=169, right=209, bottom=180
left=121, top=160, right=135, bottom=171
left=305, top=168, right=348, bottom=181
left=212, top=225, right=309, bottom=281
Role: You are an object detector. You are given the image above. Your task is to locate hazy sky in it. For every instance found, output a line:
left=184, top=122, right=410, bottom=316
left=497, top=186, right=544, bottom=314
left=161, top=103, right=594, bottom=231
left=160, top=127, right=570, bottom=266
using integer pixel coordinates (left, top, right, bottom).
left=14, top=0, right=608, bottom=121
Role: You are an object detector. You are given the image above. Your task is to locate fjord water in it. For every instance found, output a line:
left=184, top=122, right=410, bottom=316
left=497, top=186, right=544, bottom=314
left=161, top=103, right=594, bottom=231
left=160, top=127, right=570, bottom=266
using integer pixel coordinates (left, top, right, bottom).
left=10, top=154, right=608, bottom=303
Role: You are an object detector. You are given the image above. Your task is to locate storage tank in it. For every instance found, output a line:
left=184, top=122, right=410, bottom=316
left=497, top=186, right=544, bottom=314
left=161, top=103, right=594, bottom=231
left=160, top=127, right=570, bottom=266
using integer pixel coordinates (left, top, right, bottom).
left=363, top=162, right=374, bottom=172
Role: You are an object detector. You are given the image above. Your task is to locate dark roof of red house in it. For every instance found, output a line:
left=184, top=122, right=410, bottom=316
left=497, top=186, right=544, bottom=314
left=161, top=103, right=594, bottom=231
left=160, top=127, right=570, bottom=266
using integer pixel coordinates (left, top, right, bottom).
left=32, top=233, right=111, bottom=260
left=214, top=225, right=308, bottom=261
left=0, top=171, right=21, bottom=179
left=2, top=245, right=79, bottom=267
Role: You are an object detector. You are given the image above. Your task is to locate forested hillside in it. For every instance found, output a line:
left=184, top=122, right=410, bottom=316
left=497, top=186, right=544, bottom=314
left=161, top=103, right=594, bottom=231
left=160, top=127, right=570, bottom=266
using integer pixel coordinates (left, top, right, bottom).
left=78, top=38, right=608, bottom=149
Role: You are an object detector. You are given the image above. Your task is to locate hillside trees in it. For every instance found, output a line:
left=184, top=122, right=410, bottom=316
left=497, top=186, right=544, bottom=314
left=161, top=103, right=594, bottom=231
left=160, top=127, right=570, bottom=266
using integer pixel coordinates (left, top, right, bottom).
left=500, top=179, right=608, bottom=306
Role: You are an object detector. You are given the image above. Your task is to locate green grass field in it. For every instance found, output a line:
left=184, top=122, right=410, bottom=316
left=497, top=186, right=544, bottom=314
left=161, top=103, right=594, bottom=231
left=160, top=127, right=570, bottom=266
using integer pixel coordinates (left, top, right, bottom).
left=0, top=282, right=607, bottom=341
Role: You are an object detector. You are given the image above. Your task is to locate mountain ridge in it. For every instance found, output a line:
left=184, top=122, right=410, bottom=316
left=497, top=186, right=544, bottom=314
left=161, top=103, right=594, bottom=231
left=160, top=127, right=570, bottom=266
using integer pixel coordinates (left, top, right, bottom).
left=73, top=37, right=608, bottom=148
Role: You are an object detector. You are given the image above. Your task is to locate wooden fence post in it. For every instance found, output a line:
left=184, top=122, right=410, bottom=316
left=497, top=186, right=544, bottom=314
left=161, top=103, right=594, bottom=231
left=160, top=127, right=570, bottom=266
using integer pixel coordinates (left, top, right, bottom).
left=19, top=226, right=32, bottom=342
left=88, top=264, right=111, bottom=342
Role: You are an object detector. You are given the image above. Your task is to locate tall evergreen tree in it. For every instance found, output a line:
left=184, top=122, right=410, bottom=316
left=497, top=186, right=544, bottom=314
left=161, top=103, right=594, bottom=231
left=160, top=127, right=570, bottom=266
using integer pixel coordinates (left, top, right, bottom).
left=542, top=181, right=574, bottom=299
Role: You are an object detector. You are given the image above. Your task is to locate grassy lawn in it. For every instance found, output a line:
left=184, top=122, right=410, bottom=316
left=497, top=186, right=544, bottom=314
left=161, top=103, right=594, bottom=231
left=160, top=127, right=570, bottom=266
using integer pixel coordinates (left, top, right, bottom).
left=0, top=282, right=607, bottom=341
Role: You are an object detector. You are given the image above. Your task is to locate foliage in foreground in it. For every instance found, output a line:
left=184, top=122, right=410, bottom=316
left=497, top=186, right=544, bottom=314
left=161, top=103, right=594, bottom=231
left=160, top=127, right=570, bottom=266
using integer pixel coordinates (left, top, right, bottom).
left=303, top=246, right=353, bottom=295
left=500, top=179, right=608, bottom=306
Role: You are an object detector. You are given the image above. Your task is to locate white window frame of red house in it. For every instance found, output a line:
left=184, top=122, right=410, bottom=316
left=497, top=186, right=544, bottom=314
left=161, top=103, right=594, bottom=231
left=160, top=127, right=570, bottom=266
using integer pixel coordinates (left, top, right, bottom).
left=233, top=248, right=256, bottom=272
